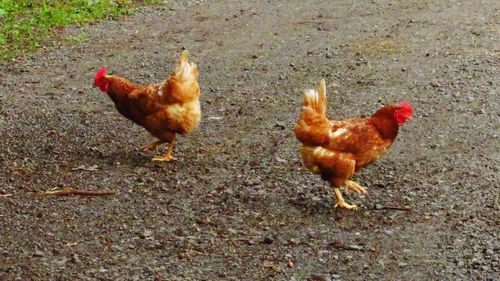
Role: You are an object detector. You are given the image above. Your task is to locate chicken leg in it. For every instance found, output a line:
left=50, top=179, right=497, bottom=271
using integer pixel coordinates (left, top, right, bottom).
left=152, top=136, right=177, bottom=161
left=333, top=187, right=357, bottom=210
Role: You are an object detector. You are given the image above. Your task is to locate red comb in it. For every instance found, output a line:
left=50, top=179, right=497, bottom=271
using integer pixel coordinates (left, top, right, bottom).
left=94, top=67, right=107, bottom=82
left=399, top=101, right=413, bottom=113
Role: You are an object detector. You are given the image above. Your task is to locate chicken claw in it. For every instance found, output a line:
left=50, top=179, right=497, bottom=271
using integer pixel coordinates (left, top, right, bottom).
left=152, top=154, right=177, bottom=162
left=343, top=180, right=367, bottom=195
left=152, top=140, right=176, bottom=161
left=334, top=201, right=358, bottom=210
left=141, top=140, right=162, bottom=152
left=333, top=188, right=358, bottom=210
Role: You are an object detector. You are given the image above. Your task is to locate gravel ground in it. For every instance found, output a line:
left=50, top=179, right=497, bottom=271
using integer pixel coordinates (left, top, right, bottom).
left=0, top=0, right=498, bottom=280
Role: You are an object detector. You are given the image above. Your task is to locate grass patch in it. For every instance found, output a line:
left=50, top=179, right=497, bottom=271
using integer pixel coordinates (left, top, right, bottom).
left=0, top=0, right=162, bottom=62
left=345, top=38, right=408, bottom=56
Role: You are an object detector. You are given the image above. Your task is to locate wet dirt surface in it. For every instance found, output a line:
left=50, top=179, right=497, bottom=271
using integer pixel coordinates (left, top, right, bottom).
left=0, top=0, right=498, bottom=280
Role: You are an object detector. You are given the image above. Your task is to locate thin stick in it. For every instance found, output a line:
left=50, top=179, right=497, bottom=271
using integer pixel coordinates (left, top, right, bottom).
left=0, top=194, right=13, bottom=198
left=380, top=205, right=412, bottom=211
left=37, top=188, right=117, bottom=197
left=188, top=249, right=206, bottom=255
left=223, top=236, right=261, bottom=241
left=330, top=244, right=366, bottom=252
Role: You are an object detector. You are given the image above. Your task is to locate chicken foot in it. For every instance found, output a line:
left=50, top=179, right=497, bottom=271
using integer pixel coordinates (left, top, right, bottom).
left=343, top=180, right=367, bottom=195
left=152, top=137, right=177, bottom=161
left=333, top=187, right=357, bottom=210
left=141, top=140, right=162, bottom=152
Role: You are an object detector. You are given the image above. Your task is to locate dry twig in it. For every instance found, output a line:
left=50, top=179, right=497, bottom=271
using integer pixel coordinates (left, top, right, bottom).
left=0, top=194, right=13, bottom=198
left=380, top=205, right=412, bottom=211
left=36, top=188, right=117, bottom=197
left=71, top=164, right=99, bottom=171
left=223, top=236, right=261, bottom=241
left=329, top=243, right=366, bottom=252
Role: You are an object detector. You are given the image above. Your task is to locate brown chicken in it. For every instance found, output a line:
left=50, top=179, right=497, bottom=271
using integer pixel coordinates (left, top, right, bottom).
left=93, top=51, right=201, bottom=161
left=295, top=79, right=413, bottom=209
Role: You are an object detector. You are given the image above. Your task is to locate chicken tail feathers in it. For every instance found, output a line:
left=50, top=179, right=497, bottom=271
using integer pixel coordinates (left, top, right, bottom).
left=295, top=79, right=331, bottom=146
left=176, top=50, right=199, bottom=81
left=162, top=50, right=200, bottom=102
left=303, top=79, right=327, bottom=117
left=161, top=50, right=201, bottom=134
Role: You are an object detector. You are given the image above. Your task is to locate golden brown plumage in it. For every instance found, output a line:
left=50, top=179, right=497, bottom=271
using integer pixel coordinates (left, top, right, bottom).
left=93, top=51, right=201, bottom=161
left=295, top=79, right=413, bottom=209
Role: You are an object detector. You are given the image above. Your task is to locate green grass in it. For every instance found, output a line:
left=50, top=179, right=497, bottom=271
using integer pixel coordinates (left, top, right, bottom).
left=0, top=0, right=162, bottom=62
